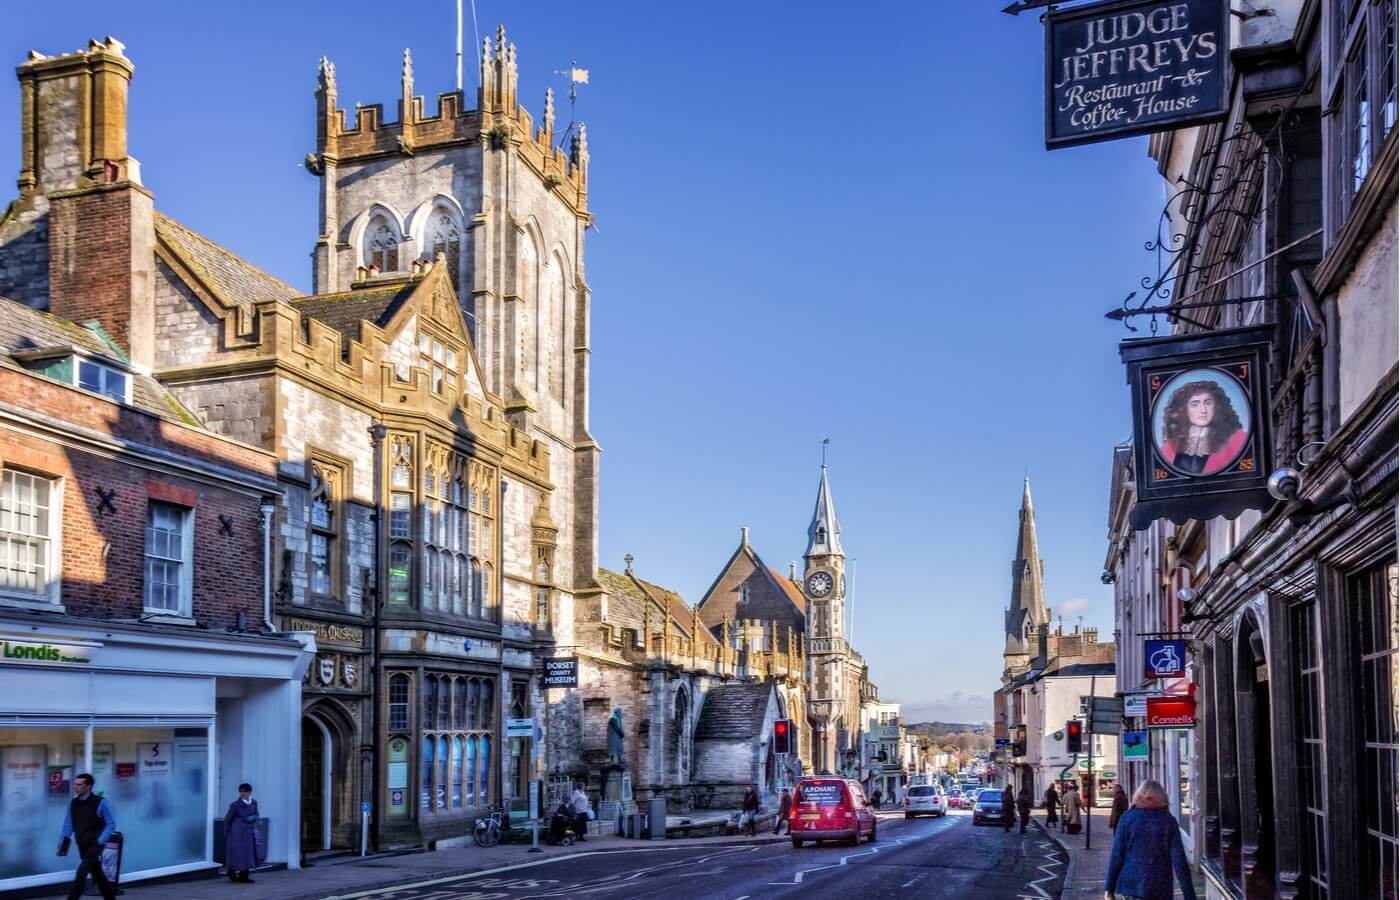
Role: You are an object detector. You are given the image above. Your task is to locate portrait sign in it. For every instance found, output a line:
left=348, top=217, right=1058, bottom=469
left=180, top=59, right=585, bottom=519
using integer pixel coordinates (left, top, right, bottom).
left=1045, top=0, right=1228, bottom=148
left=1121, top=325, right=1275, bottom=528
left=1144, top=639, right=1187, bottom=679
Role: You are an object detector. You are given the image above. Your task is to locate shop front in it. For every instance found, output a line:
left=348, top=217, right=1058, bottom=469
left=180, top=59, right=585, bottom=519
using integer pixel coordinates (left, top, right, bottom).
left=0, top=615, right=314, bottom=893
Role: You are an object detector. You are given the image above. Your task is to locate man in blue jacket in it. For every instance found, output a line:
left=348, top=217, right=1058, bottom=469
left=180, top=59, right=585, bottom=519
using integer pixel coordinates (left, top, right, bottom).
left=57, top=772, right=118, bottom=900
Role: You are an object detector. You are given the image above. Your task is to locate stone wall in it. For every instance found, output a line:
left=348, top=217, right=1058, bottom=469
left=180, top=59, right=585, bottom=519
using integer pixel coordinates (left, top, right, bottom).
left=1338, top=204, right=1399, bottom=419
left=172, top=374, right=275, bottom=451
left=153, top=258, right=220, bottom=368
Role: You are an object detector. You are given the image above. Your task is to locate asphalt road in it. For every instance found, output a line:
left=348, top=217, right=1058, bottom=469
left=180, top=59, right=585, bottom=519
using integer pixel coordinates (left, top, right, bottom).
left=319, top=809, right=1067, bottom=900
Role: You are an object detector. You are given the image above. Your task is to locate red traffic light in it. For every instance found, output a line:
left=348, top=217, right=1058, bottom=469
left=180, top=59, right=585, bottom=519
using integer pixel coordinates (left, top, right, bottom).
left=1065, top=719, right=1083, bottom=753
left=773, top=719, right=792, bottom=754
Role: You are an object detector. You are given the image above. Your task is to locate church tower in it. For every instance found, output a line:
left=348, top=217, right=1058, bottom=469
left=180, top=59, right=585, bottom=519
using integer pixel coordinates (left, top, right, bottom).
left=306, top=27, right=599, bottom=597
left=1003, top=477, right=1049, bottom=669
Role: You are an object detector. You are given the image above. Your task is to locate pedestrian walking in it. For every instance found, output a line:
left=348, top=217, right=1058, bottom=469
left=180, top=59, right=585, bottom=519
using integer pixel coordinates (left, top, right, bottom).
left=1063, top=782, right=1082, bottom=834
left=1103, top=779, right=1196, bottom=900
left=56, top=773, right=117, bottom=900
left=571, top=784, right=591, bottom=842
left=1109, top=783, right=1129, bottom=832
left=1043, top=783, right=1060, bottom=828
left=741, top=784, right=760, bottom=837
left=1016, top=786, right=1033, bottom=833
left=772, top=788, right=793, bottom=836
left=223, top=782, right=260, bottom=883
left=1001, top=784, right=1015, bottom=832
left=871, top=787, right=883, bottom=809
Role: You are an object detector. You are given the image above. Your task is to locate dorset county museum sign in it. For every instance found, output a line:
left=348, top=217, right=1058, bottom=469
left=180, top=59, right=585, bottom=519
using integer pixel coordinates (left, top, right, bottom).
left=1046, top=0, right=1228, bottom=148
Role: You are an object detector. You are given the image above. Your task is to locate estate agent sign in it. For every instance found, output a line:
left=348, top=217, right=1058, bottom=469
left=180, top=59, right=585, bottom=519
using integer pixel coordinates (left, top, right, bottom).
left=1121, top=325, right=1275, bottom=528
left=1145, top=695, right=1197, bottom=729
left=1046, top=0, right=1228, bottom=148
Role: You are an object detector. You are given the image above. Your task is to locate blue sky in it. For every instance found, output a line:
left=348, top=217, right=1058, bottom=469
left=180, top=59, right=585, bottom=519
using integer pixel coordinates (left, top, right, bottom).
left=2, top=2, right=1165, bottom=724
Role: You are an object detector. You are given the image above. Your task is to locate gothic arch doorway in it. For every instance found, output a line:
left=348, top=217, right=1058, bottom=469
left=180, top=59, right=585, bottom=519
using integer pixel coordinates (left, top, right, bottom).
left=301, top=702, right=356, bottom=851
left=672, top=689, right=691, bottom=785
left=1235, top=612, right=1275, bottom=893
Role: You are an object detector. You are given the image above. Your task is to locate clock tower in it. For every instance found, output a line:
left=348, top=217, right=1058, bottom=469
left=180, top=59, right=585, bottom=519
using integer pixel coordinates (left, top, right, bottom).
left=803, top=463, right=853, bottom=774
left=803, top=464, right=846, bottom=643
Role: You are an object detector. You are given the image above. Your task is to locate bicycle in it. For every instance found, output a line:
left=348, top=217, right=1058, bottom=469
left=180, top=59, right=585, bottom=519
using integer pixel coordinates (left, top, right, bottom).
left=473, top=805, right=509, bottom=847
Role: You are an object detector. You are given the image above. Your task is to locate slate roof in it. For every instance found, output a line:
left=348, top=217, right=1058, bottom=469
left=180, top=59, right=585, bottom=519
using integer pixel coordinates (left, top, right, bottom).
left=154, top=213, right=298, bottom=312
left=768, top=567, right=807, bottom=614
left=596, top=567, right=647, bottom=601
left=0, top=296, right=200, bottom=424
left=290, top=282, right=419, bottom=343
left=1048, top=662, right=1116, bottom=678
left=693, top=682, right=774, bottom=740
left=633, top=576, right=720, bottom=644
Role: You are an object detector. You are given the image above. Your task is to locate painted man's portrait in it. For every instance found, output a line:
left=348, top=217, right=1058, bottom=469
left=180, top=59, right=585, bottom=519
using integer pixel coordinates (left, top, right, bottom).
left=1152, top=369, right=1251, bottom=477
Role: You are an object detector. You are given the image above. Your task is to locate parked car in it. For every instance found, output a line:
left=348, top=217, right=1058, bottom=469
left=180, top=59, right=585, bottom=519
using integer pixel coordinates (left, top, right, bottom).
left=971, top=788, right=1010, bottom=826
left=790, top=777, right=878, bottom=848
left=903, top=784, right=945, bottom=818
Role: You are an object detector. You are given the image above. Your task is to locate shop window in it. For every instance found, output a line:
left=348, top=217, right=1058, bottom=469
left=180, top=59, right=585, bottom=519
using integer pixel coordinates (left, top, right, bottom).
left=1354, top=561, right=1398, bottom=899
left=0, top=725, right=209, bottom=887
left=1326, top=0, right=1398, bottom=241
left=420, top=675, right=495, bottom=814
left=0, top=469, right=59, bottom=604
left=1293, top=601, right=1329, bottom=897
left=388, top=674, right=410, bottom=732
left=143, top=502, right=192, bottom=615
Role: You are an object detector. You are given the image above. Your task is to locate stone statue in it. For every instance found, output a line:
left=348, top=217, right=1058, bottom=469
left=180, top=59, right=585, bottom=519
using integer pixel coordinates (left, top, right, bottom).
left=607, top=707, right=624, bottom=759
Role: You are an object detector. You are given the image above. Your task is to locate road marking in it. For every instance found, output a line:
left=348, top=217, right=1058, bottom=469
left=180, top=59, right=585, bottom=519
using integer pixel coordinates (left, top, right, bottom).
left=320, top=846, right=749, bottom=900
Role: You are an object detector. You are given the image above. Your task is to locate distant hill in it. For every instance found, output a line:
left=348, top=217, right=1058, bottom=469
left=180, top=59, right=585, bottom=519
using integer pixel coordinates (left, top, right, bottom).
left=907, top=722, right=990, bottom=736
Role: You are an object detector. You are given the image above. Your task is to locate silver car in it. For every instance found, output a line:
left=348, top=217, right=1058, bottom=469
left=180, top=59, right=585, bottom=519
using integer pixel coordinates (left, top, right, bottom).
left=903, top=784, right=946, bottom=818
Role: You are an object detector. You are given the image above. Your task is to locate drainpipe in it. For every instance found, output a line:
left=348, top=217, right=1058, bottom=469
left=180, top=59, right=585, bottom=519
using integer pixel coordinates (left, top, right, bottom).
left=260, top=496, right=278, bottom=631
left=368, top=422, right=388, bottom=851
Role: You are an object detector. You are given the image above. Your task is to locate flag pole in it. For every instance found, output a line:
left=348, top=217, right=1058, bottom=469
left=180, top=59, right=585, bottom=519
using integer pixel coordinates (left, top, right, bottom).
left=455, top=0, right=463, bottom=92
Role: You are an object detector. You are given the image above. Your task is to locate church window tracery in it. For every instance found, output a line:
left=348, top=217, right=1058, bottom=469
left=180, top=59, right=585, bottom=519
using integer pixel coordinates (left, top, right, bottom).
left=366, top=215, right=401, bottom=272
left=426, top=211, right=461, bottom=292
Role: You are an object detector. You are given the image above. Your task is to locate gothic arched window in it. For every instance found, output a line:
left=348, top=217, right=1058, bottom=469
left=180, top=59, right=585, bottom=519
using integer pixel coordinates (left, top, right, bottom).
left=426, top=211, right=461, bottom=291
left=366, top=215, right=400, bottom=272
left=672, top=690, right=691, bottom=783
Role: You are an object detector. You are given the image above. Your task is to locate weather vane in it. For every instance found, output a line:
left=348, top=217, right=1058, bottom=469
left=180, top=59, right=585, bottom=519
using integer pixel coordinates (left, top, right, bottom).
left=553, top=61, right=589, bottom=150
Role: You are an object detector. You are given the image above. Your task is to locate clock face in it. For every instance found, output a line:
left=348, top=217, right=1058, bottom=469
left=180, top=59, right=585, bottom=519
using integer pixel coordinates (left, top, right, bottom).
left=806, top=571, right=833, bottom=598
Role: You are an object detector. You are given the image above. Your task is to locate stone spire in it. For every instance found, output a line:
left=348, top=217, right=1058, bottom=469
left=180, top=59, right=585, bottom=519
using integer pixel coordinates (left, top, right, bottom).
left=1005, top=477, right=1049, bottom=657
left=805, top=465, right=843, bottom=557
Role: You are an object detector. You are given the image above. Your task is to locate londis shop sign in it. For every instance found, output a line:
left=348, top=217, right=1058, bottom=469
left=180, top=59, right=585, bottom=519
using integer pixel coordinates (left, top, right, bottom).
left=1045, top=0, right=1227, bottom=148
left=0, top=635, right=99, bottom=665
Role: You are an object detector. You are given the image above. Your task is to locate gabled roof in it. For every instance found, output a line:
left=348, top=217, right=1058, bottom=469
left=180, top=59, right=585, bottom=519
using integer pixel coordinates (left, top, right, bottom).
left=694, top=681, right=775, bottom=740
left=289, top=282, right=420, bottom=343
left=596, top=567, right=647, bottom=601
left=633, top=575, right=708, bottom=642
left=154, top=213, right=299, bottom=313
left=0, top=296, right=200, bottom=424
left=767, top=567, right=807, bottom=614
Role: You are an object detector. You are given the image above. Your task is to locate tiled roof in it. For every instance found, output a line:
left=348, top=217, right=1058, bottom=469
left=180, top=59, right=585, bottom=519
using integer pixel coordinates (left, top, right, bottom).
left=768, top=567, right=807, bottom=614
left=0, top=296, right=200, bottom=424
left=694, top=682, right=774, bottom=740
left=290, top=283, right=418, bottom=343
left=633, top=576, right=721, bottom=646
left=154, top=213, right=298, bottom=311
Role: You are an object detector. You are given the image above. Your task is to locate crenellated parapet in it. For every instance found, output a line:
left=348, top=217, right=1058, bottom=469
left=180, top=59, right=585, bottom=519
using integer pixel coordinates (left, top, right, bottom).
left=311, top=25, right=588, bottom=214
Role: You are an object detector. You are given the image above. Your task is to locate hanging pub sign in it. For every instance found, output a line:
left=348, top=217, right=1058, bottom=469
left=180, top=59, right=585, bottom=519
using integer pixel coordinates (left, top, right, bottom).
left=1045, top=0, right=1228, bottom=149
left=1144, top=639, right=1186, bottom=679
left=1120, top=324, right=1275, bottom=528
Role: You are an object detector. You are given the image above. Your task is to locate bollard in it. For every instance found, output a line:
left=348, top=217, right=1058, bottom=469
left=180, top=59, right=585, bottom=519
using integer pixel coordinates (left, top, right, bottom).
left=360, top=801, right=370, bottom=857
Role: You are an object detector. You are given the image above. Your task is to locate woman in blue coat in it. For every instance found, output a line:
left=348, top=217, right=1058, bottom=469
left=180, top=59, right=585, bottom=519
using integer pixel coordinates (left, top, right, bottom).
left=224, top=783, right=260, bottom=883
left=1103, top=779, right=1195, bottom=900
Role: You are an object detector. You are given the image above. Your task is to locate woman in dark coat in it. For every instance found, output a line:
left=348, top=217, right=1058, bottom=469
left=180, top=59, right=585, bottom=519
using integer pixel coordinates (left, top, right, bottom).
left=224, top=783, right=259, bottom=883
left=1043, top=783, right=1060, bottom=827
left=1103, top=779, right=1196, bottom=900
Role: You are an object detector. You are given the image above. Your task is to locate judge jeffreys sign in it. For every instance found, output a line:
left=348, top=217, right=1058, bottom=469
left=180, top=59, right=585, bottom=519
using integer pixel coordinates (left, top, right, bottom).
left=1046, top=0, right=1227, bottom=148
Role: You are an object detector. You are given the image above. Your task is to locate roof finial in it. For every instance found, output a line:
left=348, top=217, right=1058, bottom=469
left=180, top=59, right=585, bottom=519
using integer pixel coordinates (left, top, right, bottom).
left=543, top=86, right=555, bottom=134
left=740, top=526, right=749, bottom=547
left=821, top=436, right=830, bottom=467
left=624, top=553, right=634, bottom=574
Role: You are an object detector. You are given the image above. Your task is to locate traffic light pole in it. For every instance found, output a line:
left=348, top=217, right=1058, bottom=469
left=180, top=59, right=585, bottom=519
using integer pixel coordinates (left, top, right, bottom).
left=1086, top=674, right=1095, bottom=851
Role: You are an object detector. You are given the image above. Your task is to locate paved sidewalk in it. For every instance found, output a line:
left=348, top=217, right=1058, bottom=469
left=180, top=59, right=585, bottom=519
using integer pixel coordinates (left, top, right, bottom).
left=33, top=828, right=788, bottom=900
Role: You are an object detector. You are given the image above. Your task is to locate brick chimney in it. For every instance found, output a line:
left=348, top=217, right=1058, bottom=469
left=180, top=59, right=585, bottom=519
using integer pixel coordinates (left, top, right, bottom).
left=19, top=38, right=155, bottom=369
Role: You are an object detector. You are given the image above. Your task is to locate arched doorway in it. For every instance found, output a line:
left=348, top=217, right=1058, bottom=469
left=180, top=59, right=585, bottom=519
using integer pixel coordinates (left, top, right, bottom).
left=671, top=689, right=691, bottom=785
left=301, top=715, right=332, bottom=851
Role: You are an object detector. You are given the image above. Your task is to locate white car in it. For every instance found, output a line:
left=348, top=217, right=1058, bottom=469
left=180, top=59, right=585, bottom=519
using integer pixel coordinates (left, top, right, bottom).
left=903, top=784, right=946, bottom=818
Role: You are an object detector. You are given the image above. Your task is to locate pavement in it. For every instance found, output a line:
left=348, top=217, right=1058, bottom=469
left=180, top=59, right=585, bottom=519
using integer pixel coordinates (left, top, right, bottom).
left=40, top=809, right=1067, bottom=899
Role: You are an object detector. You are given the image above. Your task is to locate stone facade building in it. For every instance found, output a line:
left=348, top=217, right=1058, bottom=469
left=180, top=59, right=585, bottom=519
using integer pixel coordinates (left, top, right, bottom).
left=0, top=29, right=596, bottom=853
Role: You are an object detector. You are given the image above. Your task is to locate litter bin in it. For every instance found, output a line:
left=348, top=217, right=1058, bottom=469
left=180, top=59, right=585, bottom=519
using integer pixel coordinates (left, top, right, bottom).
left=646, top=798, right=667, bottom=840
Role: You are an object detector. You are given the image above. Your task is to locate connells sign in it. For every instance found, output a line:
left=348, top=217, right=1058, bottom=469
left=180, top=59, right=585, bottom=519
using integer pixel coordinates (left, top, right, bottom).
left=1046, top=0, right=1227, bottom=148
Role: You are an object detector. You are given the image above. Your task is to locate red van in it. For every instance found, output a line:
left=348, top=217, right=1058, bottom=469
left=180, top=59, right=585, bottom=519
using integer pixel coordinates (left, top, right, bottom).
left=789, top=777, right=877, bottom=848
